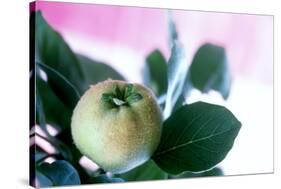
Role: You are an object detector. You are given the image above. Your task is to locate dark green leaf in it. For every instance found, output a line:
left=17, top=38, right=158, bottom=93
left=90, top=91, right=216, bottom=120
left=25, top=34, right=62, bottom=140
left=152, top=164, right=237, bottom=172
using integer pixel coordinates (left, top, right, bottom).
left=35, top=74, right=73, bottom=160
left=35, top=78, right=47, bottom=131
left=118, top=160, right=167, bottom=181
left=36, top=74, right=72, bottom=160
left=143, top=49, right=168, bottom=96
left=53, top=139, right=73, bottom=161
left=189, top=43, right=231, bottom=99
left=36, top=170, right=53, bottom=187
left=69, top=144, right=91, bottom=183
left=35, top=152, right=48, bottom=163
left=77, top=54, right=125, bottom=90
left=38, top=62, right=80, bottom=109
left=36, top=73, right=72, bottom=131
left=35, top=11, right=85, bottom=93
left=171, top=167, right=223, bottom=179
left=38, top=160, right=81, bottom=186
left=88, top=175, right=124, bottom=184
left=35, top=132, right=73, bottom=161
left=153, top=101, right=241, bottom=174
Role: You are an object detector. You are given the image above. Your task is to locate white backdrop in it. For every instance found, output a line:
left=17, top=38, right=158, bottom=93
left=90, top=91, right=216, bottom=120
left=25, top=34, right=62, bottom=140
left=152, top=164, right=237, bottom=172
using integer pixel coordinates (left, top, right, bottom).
left=0, top=0, right=280, bottom=189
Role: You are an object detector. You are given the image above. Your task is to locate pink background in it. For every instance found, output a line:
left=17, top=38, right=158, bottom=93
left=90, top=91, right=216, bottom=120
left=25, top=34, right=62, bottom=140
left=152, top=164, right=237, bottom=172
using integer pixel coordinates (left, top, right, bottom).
left=35, top=1, right=273, bottom=83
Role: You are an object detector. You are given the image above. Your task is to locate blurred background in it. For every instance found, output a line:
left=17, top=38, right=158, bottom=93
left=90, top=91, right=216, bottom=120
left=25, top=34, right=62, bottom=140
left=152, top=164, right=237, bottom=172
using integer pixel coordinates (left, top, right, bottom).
left=35, top=1, right=273, bottom=176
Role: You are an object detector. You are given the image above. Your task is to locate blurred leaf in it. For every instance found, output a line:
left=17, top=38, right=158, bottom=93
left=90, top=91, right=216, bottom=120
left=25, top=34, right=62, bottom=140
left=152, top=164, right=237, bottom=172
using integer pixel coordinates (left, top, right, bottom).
left=38, top=62, right=80, bottom=109
left=143, top=49, right=168, bottom=96
left=37, top=160, right=81, bottom=186
left=153, top=101, right=241, bottom=174
left=68, top=144, right=91, bottom=181
left=35, top=132, right=73, bottom=162
left=88, top=175, right=124, bottom=184
left=164, top=41, right=188, bottom=119
left=53, top=139, right=73, bottom=161
left=163, top=10, right=189, bottom=119
left=35, top=78, right=47, bottom=131
left=36, top=73, right=72, bottom=130
left=77, top=54, right=125, bottom=90
left=35, top=11, right=85, bottom=93
left=35, top=75, right=73, bottom=161
left=118, top=160, right=167, bottom=181
left=35, top=151, right=48, bottom=163
left=36, top=170, right=53, bottom=187
left=54, top=130, right=90, bottom=183
left=171, top=167, right=223, bottom=179
left=189, top=43, right=231, bottom=99
left=167, top=11, right=178, bottom=48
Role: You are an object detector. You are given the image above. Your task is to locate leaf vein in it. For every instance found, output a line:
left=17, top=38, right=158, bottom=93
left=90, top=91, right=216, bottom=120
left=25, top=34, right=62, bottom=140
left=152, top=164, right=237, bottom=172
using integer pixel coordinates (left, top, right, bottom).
left=155, top=126, right=237, bottom=157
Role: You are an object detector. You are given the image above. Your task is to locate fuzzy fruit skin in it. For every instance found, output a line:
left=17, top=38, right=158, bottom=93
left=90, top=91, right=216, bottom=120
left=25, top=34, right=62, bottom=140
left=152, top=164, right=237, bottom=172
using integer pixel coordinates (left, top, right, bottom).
left=71, top=80, right=162, bottom=173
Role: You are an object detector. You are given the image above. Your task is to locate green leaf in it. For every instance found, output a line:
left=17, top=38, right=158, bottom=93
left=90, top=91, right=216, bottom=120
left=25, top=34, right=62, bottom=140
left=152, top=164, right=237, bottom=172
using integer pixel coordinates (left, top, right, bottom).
left=35, top=78, right=47, bottom=131
left=37, top=160, right=81, bottom=186
left=35, top=133, right=73, bottom=161
left=35, top=11, right=85, bottom=93
left=88, top=175, right=124, bottom=184
left=189, top=43, right=231, bottom=99
left=36, top=73, right=72, bottom=131
left=118, top=160, right=167, bottom=181
left=77, top=54, right=125, bottom=90
left=143, top=49, right=168, bottom=96
left=35, top=151, right=48, bottom=163
left=36, top=170, right=53, bottom=187
left=37, top=62, right=80, bottom=109
left=36, top=73, right=73, bottom=161
left=171, top=167, right=223, bottom=179
left=153, top=101, right=241, bottom=174
left=53, top=139, right=73, bottom=161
